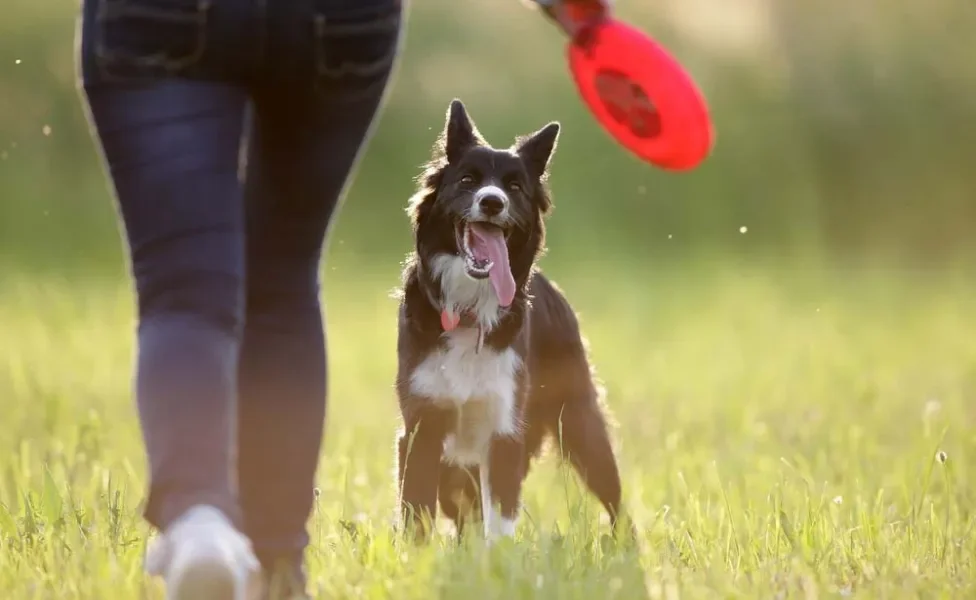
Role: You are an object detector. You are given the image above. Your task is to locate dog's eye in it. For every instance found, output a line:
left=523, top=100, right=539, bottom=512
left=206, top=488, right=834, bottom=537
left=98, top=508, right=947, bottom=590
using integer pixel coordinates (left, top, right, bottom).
left=459, top=175, right=475, bottom=185
left=507, top=181, right=522, bottom=193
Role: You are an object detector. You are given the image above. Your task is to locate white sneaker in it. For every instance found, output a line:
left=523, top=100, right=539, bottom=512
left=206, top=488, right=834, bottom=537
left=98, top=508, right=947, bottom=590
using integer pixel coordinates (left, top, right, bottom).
left=145, top=505, right=261, bottom=600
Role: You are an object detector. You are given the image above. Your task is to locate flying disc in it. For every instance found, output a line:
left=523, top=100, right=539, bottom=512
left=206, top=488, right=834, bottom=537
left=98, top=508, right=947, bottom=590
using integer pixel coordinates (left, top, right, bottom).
left=567, top=18, right=714, bottom=171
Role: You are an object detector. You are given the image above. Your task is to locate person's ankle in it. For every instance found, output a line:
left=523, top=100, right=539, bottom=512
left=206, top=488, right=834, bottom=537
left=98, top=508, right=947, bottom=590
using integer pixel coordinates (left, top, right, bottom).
left=261, top=558, right=309, bottom=600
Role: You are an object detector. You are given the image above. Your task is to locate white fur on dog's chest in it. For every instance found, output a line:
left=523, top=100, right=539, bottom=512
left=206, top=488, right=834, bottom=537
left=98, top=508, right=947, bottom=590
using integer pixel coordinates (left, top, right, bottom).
left=409, top=328, right=522, bottom=465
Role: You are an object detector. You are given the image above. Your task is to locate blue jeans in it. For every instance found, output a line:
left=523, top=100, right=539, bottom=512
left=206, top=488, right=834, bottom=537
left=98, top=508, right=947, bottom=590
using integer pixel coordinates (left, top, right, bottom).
left=78, top=0, right=402, bottom=568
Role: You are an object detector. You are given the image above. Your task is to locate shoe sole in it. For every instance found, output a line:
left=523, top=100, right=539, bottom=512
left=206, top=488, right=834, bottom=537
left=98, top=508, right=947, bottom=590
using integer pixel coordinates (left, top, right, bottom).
left=168, top=557, right=238, bottom=600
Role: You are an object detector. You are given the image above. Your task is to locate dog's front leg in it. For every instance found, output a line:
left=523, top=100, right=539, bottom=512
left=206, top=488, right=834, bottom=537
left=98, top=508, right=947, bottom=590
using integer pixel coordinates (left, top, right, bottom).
left=397, top=405, right=450, bottom=541
left=480, top=435, right=525, bottom=542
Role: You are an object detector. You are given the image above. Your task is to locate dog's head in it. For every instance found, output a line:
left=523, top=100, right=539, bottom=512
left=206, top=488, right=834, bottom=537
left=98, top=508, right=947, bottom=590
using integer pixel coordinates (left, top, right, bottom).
left=407, top=99, right=560, bottom=311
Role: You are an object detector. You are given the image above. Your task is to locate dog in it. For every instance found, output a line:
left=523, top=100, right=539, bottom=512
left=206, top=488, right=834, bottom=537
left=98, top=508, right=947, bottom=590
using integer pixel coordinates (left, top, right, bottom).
left=394, top=99, right=628, bottom=542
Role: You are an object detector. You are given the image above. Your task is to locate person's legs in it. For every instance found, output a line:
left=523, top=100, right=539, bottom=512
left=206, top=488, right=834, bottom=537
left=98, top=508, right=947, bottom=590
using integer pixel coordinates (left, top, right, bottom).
left=83, top=78, right=260, bottom=597
left=236, top=80, right=393, bottom=574
left=77, top=0, right=263, bottom=532
left=85, top=78, right=248, bottom=530
left=235, top=0, right=403, bottom=581
left=80, top=0, right=402, bottom=592
left=78, top=0, right=268, bottom=593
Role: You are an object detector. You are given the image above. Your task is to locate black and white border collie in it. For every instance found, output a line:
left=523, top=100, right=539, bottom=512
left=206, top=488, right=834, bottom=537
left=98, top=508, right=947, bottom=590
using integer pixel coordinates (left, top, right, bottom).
left=394, top=99, right=629, bottom=542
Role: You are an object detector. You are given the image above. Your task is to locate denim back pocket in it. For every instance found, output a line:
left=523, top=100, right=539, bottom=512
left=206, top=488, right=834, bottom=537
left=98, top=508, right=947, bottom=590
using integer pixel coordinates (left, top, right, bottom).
left=94, top=0, right=210, bottom=81
left=313, top=0, right=403, bottom=96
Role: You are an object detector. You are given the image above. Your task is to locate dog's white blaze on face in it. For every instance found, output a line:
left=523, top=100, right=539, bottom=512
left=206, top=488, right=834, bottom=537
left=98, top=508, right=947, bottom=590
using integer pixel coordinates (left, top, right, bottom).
left=430, top=253, right=502, bottom=328
left=408, top=327, right=521, bottom=466
left=470, top=185, right=510, bottom=219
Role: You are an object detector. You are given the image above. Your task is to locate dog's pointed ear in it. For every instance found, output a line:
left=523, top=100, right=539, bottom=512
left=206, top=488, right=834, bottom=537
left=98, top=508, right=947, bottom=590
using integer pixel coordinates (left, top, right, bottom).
left=441, top=99, right=482, bottom=163
left=516, top=122, right=560, bottom=180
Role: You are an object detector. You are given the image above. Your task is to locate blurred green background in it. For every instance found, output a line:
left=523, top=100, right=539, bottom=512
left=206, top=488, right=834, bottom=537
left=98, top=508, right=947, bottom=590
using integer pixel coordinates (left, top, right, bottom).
left=3, top=0, right=975, bottom=280
left=3, top=4, right=976, bottom=595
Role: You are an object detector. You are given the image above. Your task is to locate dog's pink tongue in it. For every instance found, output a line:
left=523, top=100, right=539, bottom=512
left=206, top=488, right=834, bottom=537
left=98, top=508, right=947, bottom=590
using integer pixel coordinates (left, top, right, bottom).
left=469, top=223, right=516, bottom=307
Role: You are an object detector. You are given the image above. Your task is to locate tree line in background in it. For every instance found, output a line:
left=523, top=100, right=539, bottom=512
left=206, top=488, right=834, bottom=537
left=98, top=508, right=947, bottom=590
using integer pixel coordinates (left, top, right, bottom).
left=0, top=0, right=973, bottom=270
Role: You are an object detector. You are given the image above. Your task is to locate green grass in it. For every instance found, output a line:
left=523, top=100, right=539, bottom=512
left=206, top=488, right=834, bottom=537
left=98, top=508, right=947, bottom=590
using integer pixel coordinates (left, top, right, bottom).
left=0, top=262, right=974, bottom=598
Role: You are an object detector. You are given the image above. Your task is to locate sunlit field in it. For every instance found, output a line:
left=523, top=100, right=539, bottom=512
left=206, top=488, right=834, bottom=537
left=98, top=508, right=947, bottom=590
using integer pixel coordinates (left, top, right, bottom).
left=3, top=0, right=976, bottom=596
left=1, top=262, right=973, bottom=598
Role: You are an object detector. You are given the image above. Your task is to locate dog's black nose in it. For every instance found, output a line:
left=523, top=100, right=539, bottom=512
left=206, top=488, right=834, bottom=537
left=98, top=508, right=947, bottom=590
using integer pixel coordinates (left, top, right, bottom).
left=479, top=194, right=505, bottom=216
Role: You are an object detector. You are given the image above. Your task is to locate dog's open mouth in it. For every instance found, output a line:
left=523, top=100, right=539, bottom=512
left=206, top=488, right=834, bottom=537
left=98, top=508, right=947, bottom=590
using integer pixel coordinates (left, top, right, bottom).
left=455, top=221, right=506, bottom=278
left=455, top=221, right=517, bottom=307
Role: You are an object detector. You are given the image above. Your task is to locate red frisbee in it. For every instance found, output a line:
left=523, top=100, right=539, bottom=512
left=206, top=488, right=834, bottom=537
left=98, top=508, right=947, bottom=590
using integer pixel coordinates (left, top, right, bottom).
left=538, top=1, right=713, bottom=171
left=568, top=18, right=714, bottom=171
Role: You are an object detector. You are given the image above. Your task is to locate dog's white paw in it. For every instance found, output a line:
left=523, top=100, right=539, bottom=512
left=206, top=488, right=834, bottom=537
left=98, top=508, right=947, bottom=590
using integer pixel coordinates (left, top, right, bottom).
left=484, top=509, right=517, bottom=544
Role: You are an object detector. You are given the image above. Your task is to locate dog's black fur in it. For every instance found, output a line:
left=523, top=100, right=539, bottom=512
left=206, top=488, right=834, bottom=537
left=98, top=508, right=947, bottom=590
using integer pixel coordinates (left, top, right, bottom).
left=394, top=99, right=628, bottom=540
